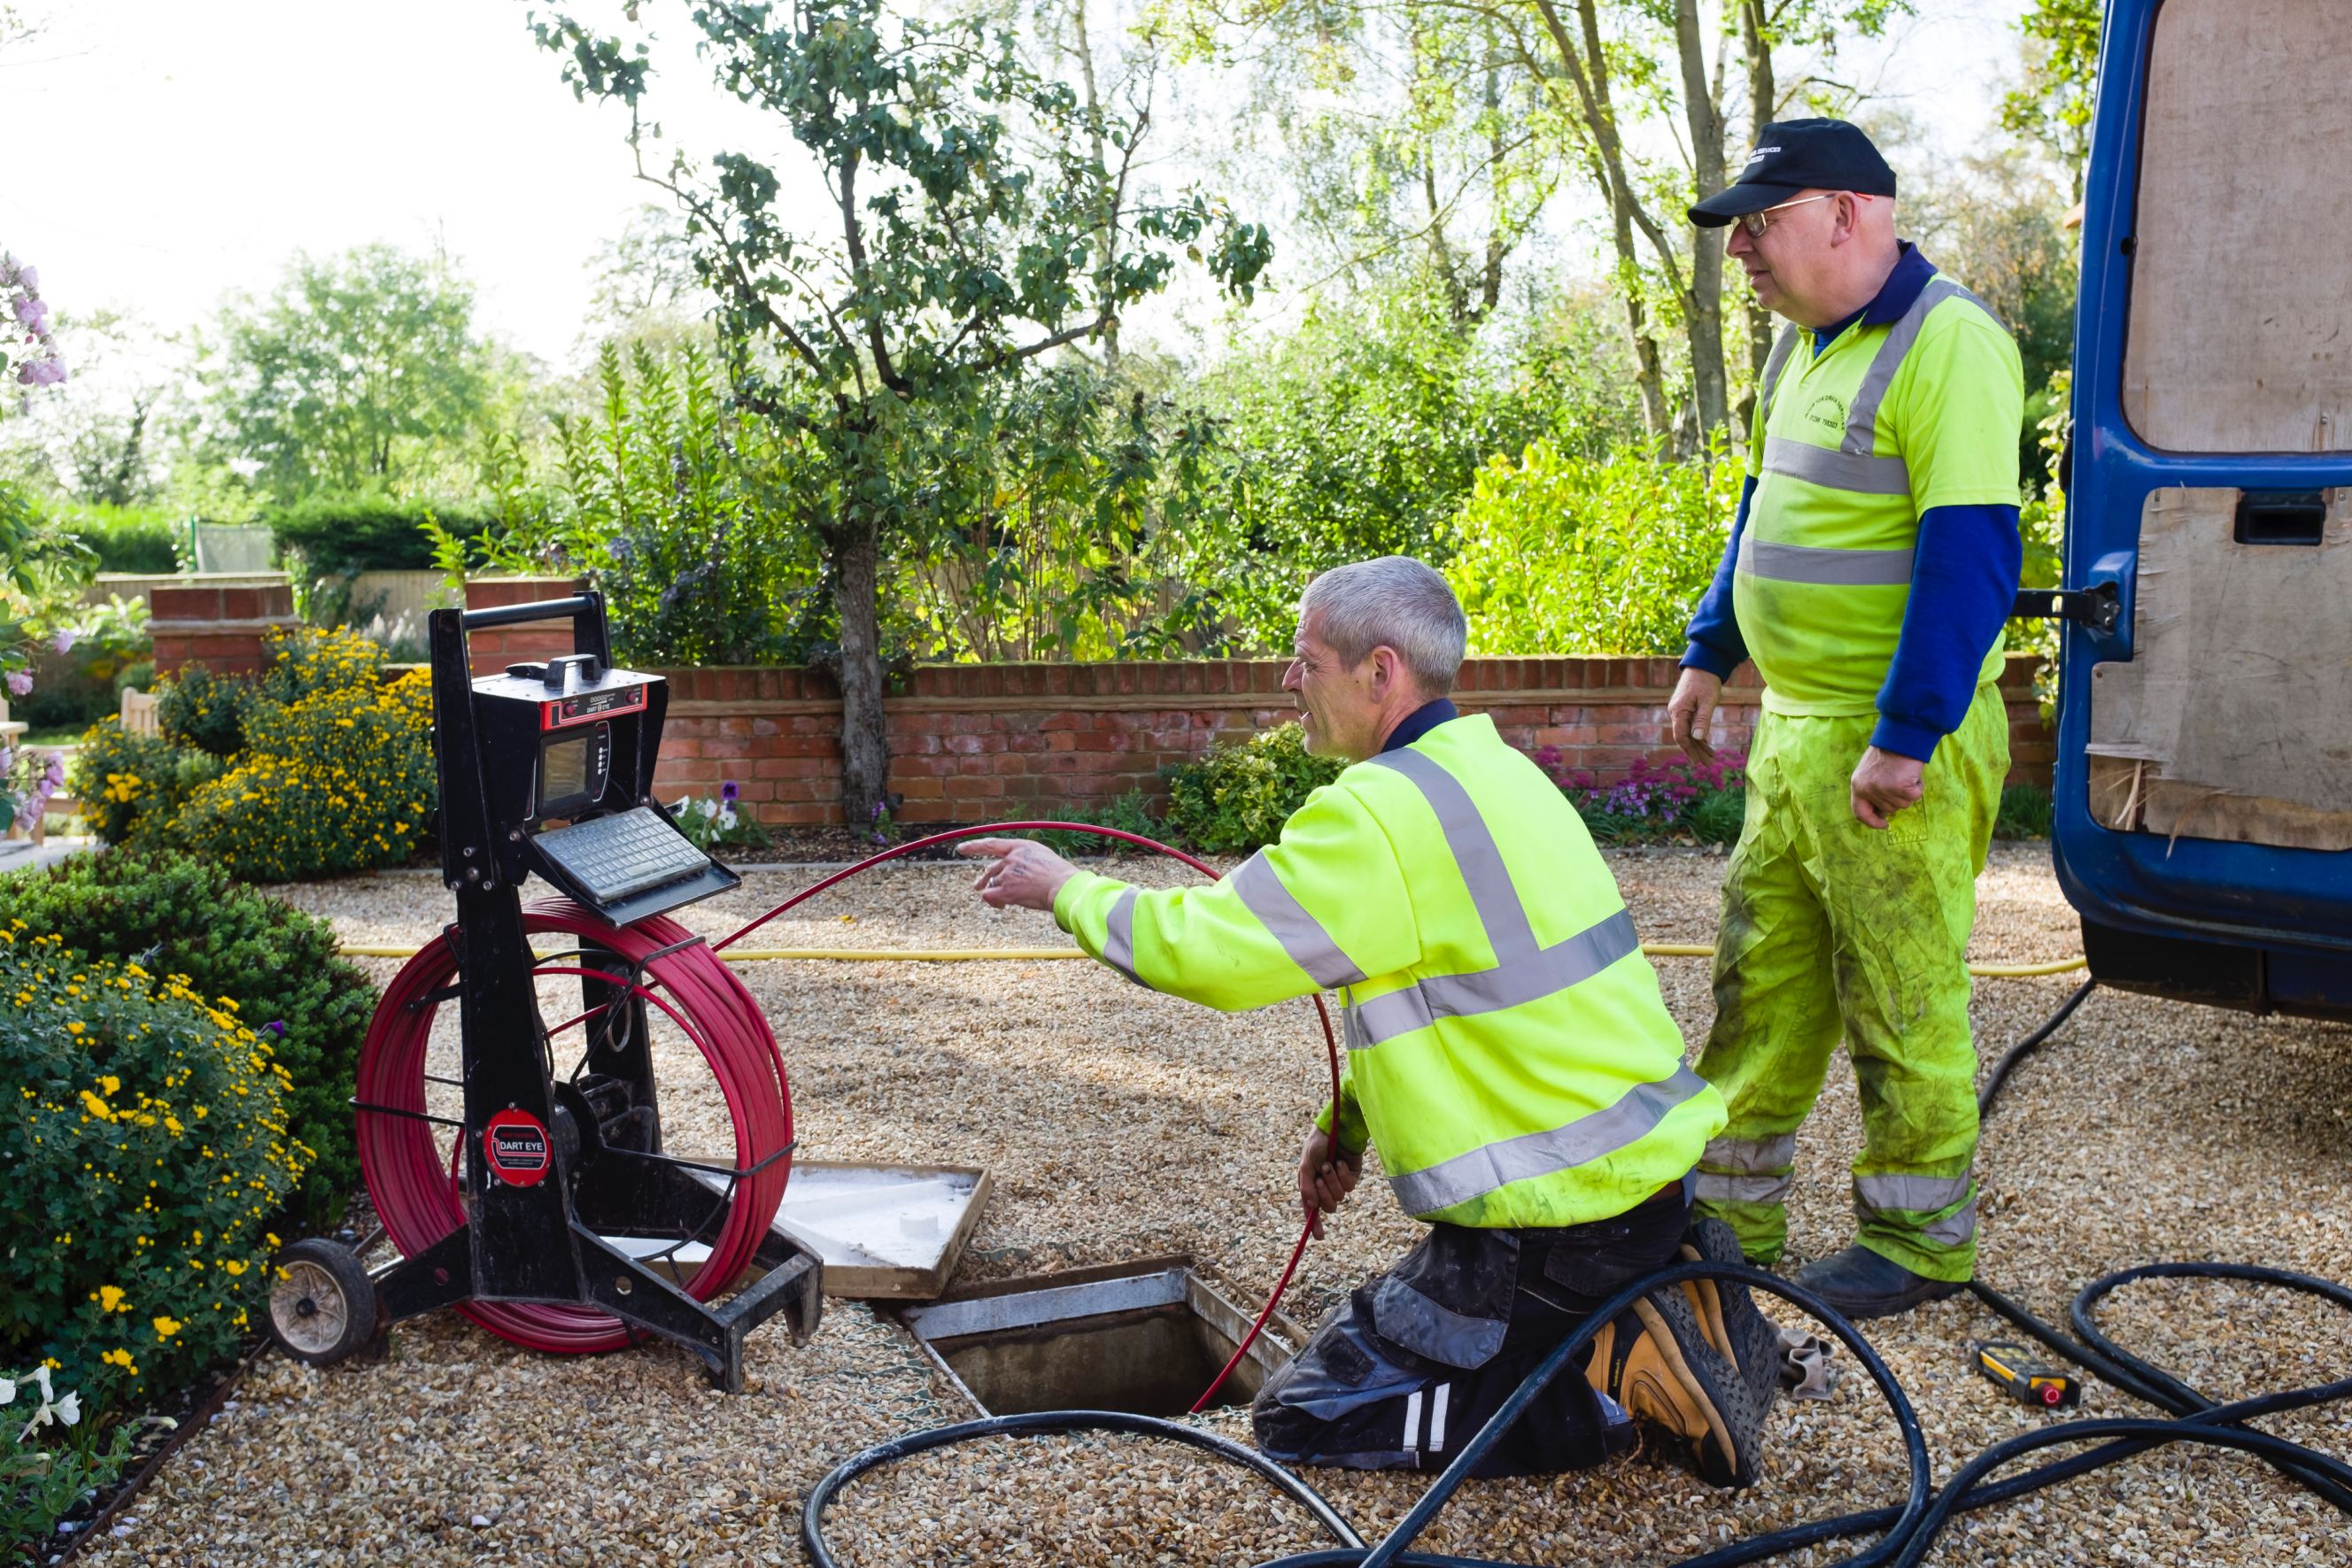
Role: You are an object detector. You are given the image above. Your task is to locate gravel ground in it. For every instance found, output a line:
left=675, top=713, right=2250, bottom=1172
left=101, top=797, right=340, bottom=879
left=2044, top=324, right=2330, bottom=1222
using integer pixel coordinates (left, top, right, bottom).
left=75, top=845, right=2352, bottom=1567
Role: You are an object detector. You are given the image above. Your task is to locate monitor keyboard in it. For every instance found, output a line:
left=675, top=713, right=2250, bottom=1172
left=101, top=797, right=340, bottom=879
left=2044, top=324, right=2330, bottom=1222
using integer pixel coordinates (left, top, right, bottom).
left=535, top=807, right=711, bottom=905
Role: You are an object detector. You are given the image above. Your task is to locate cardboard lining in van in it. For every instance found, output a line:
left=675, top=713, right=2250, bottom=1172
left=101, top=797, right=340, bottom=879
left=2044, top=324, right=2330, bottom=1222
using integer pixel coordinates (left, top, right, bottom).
left=2085, top=488, right=2352, bottom=853
left=2122, top=0, right=2352, bottom=455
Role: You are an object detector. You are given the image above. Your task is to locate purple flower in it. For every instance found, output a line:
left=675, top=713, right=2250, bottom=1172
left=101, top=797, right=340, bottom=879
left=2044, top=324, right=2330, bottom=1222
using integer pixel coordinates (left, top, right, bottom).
left=17, top=265, right=35, bottom=291
left=720, top=780, right=739, bottom=806
left=52, top=628, right=77, bottom=656
left=5, top=670, right=31, bottom=697
left=12, top=295, right=41, bottom=328
left=264, top=1021, right=288, bottom=1037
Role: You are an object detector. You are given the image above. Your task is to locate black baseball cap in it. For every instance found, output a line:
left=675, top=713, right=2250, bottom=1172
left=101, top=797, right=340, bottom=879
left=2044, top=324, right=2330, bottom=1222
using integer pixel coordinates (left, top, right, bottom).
left=1689, top=118, right=1898, bottom=228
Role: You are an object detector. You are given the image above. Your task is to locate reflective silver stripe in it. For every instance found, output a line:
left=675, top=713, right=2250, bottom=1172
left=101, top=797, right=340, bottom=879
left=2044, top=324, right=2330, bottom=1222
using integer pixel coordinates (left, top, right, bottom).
left=1429, top=1382, right=1450, bottom=1451
left=1739, top=532, right=1915, bottom=586
left=1758, top=437, right=1912, bottom=497
left=1363, top=748, right=1535, bottom=960
left=1923, top=1199, right=1980, bottom=1248
left=1102, top=888, right=1146, bottom=986
left=1759, top=274, right=2003, bottom=500
left=1403, top=1389, right=1423, bottom=1453
left=1702, top=1134, right=1796, bottom=1174
left=1844, top=276, right=1997, bottom=452
left=1350, top=908, right=1639, bottom=1049
left=1387, top=1065, right=1712, bottom=1215
left=1853, top=1171, right=1974, bottom=1216
left=1759, top=323, right=1799, bottom=420
left=1693, top=1170, right=1792, bottom=1206
left=1228, top=850, right=1366, bottom=988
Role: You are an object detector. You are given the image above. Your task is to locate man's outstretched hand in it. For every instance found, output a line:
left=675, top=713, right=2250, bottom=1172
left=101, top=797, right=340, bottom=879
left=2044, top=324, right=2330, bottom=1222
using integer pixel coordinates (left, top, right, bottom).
left=960, top=838, right=1080, bottom=913
left=1297, top=1127, right=1364, bottom=1240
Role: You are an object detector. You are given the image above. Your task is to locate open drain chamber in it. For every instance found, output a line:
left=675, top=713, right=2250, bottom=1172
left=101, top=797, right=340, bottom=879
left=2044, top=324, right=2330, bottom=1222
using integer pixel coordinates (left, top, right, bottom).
left=901, top=1260, right=1305, bottom=1417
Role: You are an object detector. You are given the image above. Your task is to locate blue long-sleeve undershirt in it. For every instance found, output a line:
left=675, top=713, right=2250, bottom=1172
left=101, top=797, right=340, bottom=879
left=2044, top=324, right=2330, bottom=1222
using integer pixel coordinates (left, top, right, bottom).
left=1680, top=481, right=2022, bottom=763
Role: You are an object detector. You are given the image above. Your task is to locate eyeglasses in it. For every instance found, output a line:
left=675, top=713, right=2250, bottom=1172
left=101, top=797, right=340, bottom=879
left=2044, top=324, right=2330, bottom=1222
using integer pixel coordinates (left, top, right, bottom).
left=1736, top=191, right=1851, bottom=238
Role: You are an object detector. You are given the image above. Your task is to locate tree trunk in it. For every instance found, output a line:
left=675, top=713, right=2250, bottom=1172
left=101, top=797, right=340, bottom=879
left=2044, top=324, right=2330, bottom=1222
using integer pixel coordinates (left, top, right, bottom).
left=831, top=515, right=892, bottom=826
left=1673, top=0, right=1730, bottom=443
left=1536, top=0, right=1673, bottom=440
left=1733, top=0, right=1778, bottom=440
left=1069, top=0, right=1119, bottom=368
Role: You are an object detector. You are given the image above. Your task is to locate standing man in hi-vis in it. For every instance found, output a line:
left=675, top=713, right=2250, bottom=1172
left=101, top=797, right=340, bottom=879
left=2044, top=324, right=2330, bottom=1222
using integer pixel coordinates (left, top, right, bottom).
left=1667, top=119, right=2025, bottom=1318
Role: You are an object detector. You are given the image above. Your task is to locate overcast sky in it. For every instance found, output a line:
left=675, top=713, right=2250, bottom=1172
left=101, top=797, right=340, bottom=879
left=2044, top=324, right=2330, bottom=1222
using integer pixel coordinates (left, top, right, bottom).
left=4, top=0, right=2033, bottom=382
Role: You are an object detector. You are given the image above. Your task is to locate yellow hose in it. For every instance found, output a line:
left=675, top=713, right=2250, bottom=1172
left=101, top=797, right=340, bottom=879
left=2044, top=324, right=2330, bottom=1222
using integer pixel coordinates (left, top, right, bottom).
left=337, top=941, right=2086, bottom=977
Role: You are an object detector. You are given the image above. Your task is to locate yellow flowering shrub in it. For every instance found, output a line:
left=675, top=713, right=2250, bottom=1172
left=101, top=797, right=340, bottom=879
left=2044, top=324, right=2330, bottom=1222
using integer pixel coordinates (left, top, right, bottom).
left=65, top=721, right=220, bottom=847
left=161, top=628, right=437, bottom=882
left=173, top=672, right=435, bottom=882
left=0, top=931, right=310, bottom=1405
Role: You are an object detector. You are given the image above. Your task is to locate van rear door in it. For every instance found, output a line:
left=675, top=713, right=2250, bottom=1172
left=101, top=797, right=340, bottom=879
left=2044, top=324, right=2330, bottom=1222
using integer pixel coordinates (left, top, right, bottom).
left=2052, top=0, right=2352, bottom=1020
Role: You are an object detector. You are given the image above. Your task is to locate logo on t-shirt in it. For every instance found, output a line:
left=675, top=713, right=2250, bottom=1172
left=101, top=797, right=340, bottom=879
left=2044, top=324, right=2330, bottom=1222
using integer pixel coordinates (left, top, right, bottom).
left=1805, top=394, right=1848, bottom=433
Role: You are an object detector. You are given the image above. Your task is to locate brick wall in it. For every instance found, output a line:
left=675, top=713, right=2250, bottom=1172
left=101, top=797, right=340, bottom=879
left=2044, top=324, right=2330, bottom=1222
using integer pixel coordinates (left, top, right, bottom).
left=648, top=653, right=2051, bottom=827
left=150, top=582, right=299, bottom=676
left=155, top=577, right=2054, bottom=826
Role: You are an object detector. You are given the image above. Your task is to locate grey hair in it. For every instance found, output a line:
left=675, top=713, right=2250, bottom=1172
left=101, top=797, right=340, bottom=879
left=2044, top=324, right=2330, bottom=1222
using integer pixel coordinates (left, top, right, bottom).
left=1297, top=556, right=1467, bottom=694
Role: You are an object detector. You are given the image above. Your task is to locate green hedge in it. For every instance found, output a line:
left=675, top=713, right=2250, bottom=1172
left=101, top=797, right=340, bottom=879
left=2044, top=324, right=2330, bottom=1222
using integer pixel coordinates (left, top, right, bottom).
left=1445, top=441, right=1741, bottom=655
left=56, top=504, right=182, bottom=575
left=267, top=493, right=496, bottom=576
left=0, top=851, right=377, bottom=1224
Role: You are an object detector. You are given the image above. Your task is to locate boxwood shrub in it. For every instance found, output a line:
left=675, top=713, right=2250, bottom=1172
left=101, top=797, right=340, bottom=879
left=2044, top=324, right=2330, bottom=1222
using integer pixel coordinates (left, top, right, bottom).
left=0, top=853, right=375, bottom=1222
left=1161, top=722, right=1344, bottom=854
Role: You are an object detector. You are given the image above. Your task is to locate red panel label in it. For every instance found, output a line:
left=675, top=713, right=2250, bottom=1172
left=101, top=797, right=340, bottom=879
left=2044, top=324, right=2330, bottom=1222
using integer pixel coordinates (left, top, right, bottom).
left=541, top=685, right=646, bottom=730
left=483, top=1109, right=554, bottom=1186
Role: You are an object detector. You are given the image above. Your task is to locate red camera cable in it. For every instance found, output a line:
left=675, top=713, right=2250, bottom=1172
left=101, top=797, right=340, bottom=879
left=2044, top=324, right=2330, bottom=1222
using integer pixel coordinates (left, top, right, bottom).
left=357, top=823, right=1335, bottom=1405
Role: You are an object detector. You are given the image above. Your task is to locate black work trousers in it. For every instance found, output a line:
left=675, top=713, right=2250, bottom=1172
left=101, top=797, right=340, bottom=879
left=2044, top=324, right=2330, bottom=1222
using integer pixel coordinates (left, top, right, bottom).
left=1251, top=1184, right=1690, bottom=1477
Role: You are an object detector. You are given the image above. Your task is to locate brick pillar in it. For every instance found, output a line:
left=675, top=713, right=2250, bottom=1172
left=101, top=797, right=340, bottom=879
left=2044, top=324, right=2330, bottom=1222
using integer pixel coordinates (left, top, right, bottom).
left=150, top=581, right=300, bottom=677
left=462, top=575, right=590, bottom=676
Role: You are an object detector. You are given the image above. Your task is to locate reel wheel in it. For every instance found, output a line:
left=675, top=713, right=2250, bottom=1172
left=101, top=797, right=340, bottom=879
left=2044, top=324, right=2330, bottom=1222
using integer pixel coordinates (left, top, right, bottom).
left=265, top=1239, right=380, bottom=1365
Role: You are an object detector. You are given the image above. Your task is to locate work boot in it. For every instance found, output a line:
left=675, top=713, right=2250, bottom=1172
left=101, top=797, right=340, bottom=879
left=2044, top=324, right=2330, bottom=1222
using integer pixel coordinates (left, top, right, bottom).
left=1792, top=1244, right=1966, bottom=1321
left=1677, top=1217, right=1784, bottom=1415
left=1584, top=1284, right=1766, bottom=1488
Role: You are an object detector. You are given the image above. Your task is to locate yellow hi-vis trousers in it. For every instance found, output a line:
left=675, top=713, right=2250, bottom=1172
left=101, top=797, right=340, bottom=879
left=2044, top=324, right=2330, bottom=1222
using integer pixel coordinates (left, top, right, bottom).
left=1691, top=682, right=2008, bottom=1283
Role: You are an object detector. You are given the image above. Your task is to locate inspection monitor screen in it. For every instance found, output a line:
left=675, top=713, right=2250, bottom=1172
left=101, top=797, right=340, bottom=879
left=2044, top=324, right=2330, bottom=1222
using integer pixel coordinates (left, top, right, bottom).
left=541, top=735, right=590, bottom=809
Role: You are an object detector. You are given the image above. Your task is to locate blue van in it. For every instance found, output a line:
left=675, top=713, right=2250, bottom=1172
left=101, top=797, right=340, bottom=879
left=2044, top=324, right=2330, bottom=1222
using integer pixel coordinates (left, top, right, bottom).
left=2046, top=0, right=2352, bottom=1022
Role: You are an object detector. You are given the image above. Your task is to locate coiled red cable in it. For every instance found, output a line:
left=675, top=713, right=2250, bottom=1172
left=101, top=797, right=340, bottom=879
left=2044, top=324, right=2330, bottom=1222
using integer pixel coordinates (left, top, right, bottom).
left=358, top=901, right=794, bottom=1352
left=357, top=822, right=1335, bottom=1402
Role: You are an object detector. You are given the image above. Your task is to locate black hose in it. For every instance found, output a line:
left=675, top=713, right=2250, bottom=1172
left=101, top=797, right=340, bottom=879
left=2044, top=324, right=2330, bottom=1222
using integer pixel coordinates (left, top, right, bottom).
left=800, top=1259, right=2352, bottom=1568
left=1977, top=976, right=2098, bottom=1116
left=799, top=921, right=2346, bottom=1565
left=1978, top=975, right=2098, bottom=1116
left=798, top=1409, right=1368, bottom=1564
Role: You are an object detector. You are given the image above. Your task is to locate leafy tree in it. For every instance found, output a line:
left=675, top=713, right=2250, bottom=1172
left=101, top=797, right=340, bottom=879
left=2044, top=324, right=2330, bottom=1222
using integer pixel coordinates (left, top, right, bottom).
left=530, top=0, right=1271, bottom=819
left=908, top=363, right=1236, bottom=660
left=583, top=203, right=714, bottom=336
left=1167, top=0, right=1907, bottom=451
left=1198, top=274, right=1643, bottom=647
left=2000, top=0, right=2102, bottom=191
left=191, top=243, right=507, bottom=504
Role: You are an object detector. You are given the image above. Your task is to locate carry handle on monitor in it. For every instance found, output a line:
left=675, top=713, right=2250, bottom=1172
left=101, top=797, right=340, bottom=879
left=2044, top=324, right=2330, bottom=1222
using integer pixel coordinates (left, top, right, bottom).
left=458, top=592, right=614, bottom=667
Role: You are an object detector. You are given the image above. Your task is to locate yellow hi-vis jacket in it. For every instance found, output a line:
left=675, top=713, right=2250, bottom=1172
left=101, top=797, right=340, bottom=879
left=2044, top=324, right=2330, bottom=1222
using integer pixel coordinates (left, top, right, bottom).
left=1053, top=714, right=1724, bottom=1228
